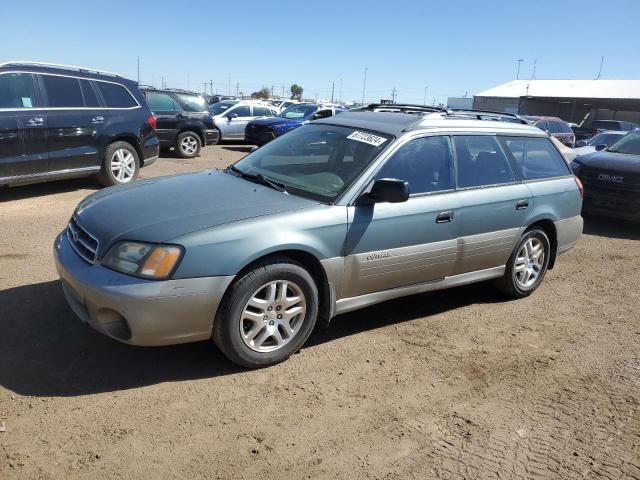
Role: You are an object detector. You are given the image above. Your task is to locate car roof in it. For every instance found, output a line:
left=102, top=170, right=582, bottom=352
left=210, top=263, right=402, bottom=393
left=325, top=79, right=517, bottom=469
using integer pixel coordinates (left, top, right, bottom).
left=315, top=111, right=545, bottom=137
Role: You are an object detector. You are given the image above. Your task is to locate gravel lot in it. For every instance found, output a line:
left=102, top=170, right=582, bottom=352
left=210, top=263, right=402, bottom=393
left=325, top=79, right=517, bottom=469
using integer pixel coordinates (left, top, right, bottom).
left=1, top=145, right=639, bottom=479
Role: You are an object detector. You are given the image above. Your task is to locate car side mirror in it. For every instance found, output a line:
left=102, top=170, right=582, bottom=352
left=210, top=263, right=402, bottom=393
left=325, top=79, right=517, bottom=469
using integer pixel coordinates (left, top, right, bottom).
left=227, top=113, right=238, bottom=120
left=575, top=140, right=587, bottom=147
left=358, top=178, right=409, bottom=205
left=595, top=144, right=607, bottom=151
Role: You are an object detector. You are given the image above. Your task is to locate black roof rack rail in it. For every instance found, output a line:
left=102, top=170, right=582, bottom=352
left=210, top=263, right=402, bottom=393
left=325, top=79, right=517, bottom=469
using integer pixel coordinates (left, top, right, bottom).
left=164, top=87, right=200, bottom=95
left=357, top=103, right=447, bottom=114
left=137, top=84, right=156, bottom=90
left=446, top=109, right=528, bottom=124
left=0, top=61, right=121, bottom=78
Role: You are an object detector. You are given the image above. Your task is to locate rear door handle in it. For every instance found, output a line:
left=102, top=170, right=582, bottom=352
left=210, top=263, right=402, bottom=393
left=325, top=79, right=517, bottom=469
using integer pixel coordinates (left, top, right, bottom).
left=176, top=113, right=187, bottom=119
left=26, top=117, right=44, bottom=127
left=516, top=199, right=529, bottom=210
left=91, top=116, right=104, bottom=124
left=436, top=211, right=454, bottom=223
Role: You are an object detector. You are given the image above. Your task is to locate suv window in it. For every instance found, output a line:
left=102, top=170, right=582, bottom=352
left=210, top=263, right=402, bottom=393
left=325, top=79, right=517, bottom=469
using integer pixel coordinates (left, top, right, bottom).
left=453, top=136, right=515, bottom=188
left=147, top=92, right=182, bottom=111
left=500, top=137, right=570, bottom=180
left=253, top=106, right=272, bottom=117
left=80, top=80, right=100, bottom=108
left=376, top=136, right=454, bottom=194
left=230, top=105, right=251, bottom=117
left=547, top=121, right=562, bottom=134
left=41, top=75, right=83, bottom=108
left=0, top=73, right=37, bottom=108
left=97, top=82, right=137, bottom=108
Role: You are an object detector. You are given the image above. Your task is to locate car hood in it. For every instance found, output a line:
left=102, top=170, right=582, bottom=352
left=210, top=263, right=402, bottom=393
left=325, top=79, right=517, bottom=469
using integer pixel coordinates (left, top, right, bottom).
left=574, top=150, right=640, bottom=174
left=573, top=146, right=596, bottom=157
left=248, top=117, right=304, bottom=129
left=74, top=171, right=319, bottom=254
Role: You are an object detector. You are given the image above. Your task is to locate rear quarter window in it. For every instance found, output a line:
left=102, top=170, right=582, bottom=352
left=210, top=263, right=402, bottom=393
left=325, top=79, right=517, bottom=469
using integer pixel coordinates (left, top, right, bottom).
left=500, top=137, right=570, bottom=180
left=97, top=82, right=138, bottom=108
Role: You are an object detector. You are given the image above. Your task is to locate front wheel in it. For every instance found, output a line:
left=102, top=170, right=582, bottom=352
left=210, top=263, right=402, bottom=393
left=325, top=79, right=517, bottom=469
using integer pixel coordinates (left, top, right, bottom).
left=213, top=257, right=318, bottom=368
left=97, top=141, right=140, bottom=187
left=494, top=228, right=551, bottom=298
left=174, top=131, right=201, bottom=158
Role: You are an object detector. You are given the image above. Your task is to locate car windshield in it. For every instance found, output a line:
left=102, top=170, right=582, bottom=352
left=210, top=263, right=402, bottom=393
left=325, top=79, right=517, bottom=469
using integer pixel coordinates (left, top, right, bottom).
left=209, top=101, right=238, bottom=115
left=587, top=132, right=622, bottom=146
left=279, top=104, right=317, bottom=119
left=229, top=124, right=392, bottom=202
left=607, top=131, right=640, bottom=155
left=175, top=94, right=207, bottom=111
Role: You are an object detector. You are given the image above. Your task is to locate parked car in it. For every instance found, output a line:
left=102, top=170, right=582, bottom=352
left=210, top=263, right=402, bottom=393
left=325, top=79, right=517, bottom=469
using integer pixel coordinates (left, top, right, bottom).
left=245, top=103, right=344, bottom=146
left=208, top=100, right=277, bottom=141
left=573, top=130, right=627, bottom=157
left=523, top=116, right=576, bottom=147
left=141, top=87, right=218, bottom=158
left=0, top=61, right=159, bottom=187
left=206, top=94, right=237, bottom=105
left=571, top=130, right=640, bottom=221
left=573, top=120, right=640, bottom=141
left=54, top=108, right=582, bottom=368
left=269, top=99, right=298, bottom=112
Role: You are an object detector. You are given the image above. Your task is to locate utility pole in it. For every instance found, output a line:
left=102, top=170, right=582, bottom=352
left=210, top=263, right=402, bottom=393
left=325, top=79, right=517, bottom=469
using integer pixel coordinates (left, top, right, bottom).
left=228, top=73, right=231, bottom=96
left=432, top=97, right=436, bottom=107
left=331, top=81, right=335, bottom=103
left=282, top=83, right=286, bottom=99
left=339, top=78, right=343, bottom=103
left=236, top=82, right=239, bottom=98
left=271, top=85, right=275, bottom=97
left=423, top=86, right=428, bottom=105
left=137, top=56, right=140, bottom=84
left=210, top=80, right=213, bottom=94
left=361, top=67, right=368, bottom=105
left=516, top=59, right=524, bottom=80
left=596, top=56, right=604, bottom=79
left=391, top=86, right=397, bottom=103
left=531, top=59, right=537, bottom=80
left=161, top=76, right=165, bottom=89
left=203, top=82, right=208, bottom=95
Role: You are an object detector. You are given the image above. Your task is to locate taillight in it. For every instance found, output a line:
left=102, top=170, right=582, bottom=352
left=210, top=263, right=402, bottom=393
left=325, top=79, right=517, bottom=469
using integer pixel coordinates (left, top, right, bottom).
left=147, top=115, right=157, bottom=129
left=574, top=175, right=584, bottom=197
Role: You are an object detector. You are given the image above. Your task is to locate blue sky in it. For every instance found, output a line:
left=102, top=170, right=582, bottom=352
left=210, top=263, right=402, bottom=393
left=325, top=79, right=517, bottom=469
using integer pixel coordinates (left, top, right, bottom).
left=2, top=0, right=639, bottom=104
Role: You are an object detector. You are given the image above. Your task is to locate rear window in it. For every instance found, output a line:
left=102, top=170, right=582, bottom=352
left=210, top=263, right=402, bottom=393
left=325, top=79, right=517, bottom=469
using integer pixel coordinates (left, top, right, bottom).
left=591, top=120, right=620, bottom=131
left=97, top=82, right=137, bottom=108
left=42, top=75, right=84, bottom=108
left=500, top=137, right=570, bottom=179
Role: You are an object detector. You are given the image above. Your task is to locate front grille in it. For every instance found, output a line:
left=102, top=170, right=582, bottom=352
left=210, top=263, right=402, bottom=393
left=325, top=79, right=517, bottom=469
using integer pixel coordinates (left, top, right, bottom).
left=67, top=217, right=99, bottom=264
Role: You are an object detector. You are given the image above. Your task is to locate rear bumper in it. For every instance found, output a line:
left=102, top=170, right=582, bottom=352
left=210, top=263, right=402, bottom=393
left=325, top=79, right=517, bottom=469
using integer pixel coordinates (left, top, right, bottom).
left=555, top=215, right=583, bottom=254
left=141, top=135, right=160, bottom=166
left=53, top=231, right=234, bottom=346
left=205, top=128, right=220, bottom=145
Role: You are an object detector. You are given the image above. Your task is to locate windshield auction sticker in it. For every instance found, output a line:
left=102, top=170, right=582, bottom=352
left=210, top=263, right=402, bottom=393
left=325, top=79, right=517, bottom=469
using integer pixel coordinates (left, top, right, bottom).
left=347, top=131, right=387, bottom=147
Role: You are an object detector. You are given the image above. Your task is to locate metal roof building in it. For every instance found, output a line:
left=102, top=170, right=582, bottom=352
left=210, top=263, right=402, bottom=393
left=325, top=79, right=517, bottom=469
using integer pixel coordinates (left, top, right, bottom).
left=473, top=79, right=640, bottom=124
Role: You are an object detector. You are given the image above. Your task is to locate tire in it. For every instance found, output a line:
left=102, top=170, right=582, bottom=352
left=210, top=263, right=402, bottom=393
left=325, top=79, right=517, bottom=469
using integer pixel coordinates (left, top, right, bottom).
left=97, top=141, right=140, bottom=187
left=494, top=228, right=551, bottom=299
left=213, top=257, right=319, bottom=368
left=174, top=131, right=201, bottom=158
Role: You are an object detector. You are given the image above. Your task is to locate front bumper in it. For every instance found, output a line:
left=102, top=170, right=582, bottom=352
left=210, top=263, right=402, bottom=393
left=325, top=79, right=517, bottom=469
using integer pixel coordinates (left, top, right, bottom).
left=205, top=128, right=220, bottom=145
left=53, top=232, right=234, bottom=346
left=141, top=136, right=160, bottom=166
left=245, top=129, right=276, bottom=146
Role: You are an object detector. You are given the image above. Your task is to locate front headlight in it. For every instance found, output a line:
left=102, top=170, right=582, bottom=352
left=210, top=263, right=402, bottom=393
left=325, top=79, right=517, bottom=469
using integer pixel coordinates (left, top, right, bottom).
left=102, top=241, right=183, bottom=280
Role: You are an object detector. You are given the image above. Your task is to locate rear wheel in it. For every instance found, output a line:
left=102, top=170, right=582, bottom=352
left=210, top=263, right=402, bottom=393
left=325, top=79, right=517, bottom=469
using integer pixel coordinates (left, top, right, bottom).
left=213, top=257, right=318, bottom=368
left=97, top=141, right=140, bottom=187
left=174, top=131, right=201, bottom=158
left=494, top=228, right=550, bottom=298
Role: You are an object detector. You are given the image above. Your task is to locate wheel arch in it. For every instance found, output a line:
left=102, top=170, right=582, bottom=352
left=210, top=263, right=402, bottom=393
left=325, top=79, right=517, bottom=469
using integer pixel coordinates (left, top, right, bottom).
left=178, top=126, right=206, bottom=146
left=105, top=134, right=143, bottom=163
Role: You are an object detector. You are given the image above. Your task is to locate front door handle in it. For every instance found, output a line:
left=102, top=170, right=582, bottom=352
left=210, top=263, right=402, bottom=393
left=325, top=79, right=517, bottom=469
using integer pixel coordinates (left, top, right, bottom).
left=26, top=117, right=44, bottom=127
left=516, top=199, right=529, bottom=210
left=91, top=116, right=104, bottom=124
left=436, top=211, right=454, bottom=223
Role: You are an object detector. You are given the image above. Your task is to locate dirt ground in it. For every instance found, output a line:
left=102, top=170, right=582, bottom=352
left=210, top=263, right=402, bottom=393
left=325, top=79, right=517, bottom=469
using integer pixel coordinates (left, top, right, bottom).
left=1, top=144, right=639, bottom=480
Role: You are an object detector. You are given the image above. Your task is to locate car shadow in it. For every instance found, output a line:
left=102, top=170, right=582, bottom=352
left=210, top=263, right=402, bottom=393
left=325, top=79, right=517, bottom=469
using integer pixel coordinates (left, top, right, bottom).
left=0, top=279, right=507, bottom=397
left=1, top=178, right=100, bottom=202
left=221, top=145, right=254, bottom=154
left=583, top=215, right=640, bottom=240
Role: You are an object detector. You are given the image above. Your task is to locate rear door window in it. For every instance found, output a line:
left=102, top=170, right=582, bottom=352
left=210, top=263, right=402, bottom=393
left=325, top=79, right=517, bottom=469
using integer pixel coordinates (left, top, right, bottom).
left=453, top=136, right=515, bottom=188
left=97, top=82, right=137, bottom=108
left=0, top=73, right=37, bottom=108
left=230, top=105, right=251, bottom=117
left=42, top=75, right=84, bottom=107
left=500, top=137, right=570, bottom=179
left=146, top=92, right=182, bottom=111
left=253, top=106, right=273, bottom=116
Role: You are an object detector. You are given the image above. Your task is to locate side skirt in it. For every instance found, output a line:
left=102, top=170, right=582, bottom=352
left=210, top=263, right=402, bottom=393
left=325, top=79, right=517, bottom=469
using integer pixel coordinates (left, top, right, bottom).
left=333, top=265, right=505, bottom=316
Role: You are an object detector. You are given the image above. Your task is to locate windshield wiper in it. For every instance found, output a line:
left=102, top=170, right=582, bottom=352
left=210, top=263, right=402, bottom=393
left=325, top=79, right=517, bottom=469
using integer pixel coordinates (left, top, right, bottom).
left=227, top=165, right=287, bottom=193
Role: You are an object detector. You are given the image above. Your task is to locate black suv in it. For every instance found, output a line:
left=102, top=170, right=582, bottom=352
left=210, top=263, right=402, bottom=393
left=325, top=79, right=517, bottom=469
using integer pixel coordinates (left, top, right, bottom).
left=140, top=87, right=219, bottom=158
left=0, top=61, right=159, bottom=187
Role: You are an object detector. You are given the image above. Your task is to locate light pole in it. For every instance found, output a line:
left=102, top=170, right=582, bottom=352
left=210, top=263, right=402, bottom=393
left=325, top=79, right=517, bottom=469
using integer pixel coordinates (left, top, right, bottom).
left=423, top=86, right=428, bottom=105
left=361, top=67, right=368, bottom=105
left=516, top=59, right=524, bottom=80
left=339, top=78, right=343, bottom=103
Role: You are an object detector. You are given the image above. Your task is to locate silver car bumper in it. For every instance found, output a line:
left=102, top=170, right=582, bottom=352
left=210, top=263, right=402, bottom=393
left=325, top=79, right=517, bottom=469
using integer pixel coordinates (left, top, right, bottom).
left=53, top=232, right=234, bottom=346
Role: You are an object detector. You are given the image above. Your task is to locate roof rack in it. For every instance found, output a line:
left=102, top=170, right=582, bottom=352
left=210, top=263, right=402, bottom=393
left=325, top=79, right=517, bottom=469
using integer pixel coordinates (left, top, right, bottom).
left=359, top=103, right=447, bottom=114
left=163, top=87, right=201, bottom=95
left=0, top=60, right=122, bottom=78
left=445, top=109, right=528, bottom=124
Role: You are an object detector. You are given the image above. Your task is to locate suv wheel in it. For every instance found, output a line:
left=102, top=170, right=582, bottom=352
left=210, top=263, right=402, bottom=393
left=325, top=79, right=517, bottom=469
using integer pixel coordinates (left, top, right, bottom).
left=494, top=228, right=550, bottom=298
left=175, top=131, right=201, bottom=158
left=213, top=257, right=318, bottom=368
left=97, top=141, right=140, bottom=187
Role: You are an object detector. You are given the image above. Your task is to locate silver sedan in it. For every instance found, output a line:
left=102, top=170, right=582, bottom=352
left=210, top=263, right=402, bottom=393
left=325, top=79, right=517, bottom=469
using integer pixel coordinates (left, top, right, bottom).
left=209, top=101, right=277, bottom=141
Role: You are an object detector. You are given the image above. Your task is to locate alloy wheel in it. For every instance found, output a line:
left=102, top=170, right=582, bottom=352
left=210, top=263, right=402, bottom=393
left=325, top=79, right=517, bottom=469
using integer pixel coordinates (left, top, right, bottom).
left=239, top=280, right=306, bottom=353
left=514, top=237, right=545, bottom=289
left=110, top=149, right=136, bottom=183
left=180, top=135, right=198, bottom=155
